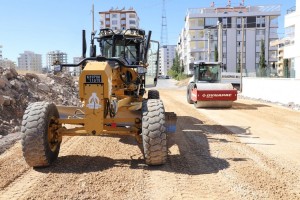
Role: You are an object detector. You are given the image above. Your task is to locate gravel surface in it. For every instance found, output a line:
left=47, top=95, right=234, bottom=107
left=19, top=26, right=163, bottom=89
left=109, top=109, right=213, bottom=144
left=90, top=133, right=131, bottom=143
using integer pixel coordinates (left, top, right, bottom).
left=0, top=79, right=299, bottom=199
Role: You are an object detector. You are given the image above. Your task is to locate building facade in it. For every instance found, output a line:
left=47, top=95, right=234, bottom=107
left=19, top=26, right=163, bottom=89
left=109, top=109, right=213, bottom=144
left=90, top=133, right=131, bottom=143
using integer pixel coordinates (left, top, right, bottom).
left=99, top=7, right=139, bottom=30
left=177, top=4, right=281, bottom=75
left=283, top=2, right=300, bottom=78
left=46, top=50, right=67, bottom=71
left=72, top=57, right=82, bottom=76
left=18, top=51, right=42, bottom=72
left=159, top=45, right=176, bottom=76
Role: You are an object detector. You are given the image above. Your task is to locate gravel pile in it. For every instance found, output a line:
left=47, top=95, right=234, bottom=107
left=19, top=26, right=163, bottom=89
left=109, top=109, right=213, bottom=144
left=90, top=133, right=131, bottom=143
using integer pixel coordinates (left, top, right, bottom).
left=0, top=67, right=80, bottom=136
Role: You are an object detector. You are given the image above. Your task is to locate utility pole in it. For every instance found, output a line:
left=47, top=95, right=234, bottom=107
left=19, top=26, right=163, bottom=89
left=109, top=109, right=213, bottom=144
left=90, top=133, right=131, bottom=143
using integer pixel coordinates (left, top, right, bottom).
left=218, top=22, right=223, bottom=63
left=207, top=30, right=211, bottom=62
left=240, top=17, right=245, bottom=92
left=92, top=1, right=95, bottom=32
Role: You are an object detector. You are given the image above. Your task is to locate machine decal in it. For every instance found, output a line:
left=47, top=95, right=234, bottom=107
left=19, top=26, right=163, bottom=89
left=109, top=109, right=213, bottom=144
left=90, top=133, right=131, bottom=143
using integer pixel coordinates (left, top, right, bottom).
left=86, top=75, right=102, bottom=83
left=86, top=92, right=101, bottom=109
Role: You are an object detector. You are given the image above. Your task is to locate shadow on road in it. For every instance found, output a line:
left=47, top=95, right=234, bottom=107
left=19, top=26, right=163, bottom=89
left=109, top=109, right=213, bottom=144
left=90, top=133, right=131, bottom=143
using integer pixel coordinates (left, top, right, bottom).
left=36, top=116, right=255, bottom=175
left=231, top=102, right=271, bottom=110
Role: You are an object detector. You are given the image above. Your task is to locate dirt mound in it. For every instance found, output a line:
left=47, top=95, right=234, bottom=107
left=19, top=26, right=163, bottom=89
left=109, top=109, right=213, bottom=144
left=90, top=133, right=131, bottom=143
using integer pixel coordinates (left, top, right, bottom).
left=0, top=67, right=80, bottom=136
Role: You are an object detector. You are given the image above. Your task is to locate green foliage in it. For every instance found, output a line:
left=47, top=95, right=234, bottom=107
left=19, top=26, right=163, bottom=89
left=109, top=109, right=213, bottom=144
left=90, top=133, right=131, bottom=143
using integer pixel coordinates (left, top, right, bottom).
left=259, top=39, right=267, bottom=77
left=171, top=51, right=181, bottom=73
left=214, top=45, right=218, bottom=62
left=168, top=51, right=187, bottom=80
left=283, top=59, right=289, bottom=78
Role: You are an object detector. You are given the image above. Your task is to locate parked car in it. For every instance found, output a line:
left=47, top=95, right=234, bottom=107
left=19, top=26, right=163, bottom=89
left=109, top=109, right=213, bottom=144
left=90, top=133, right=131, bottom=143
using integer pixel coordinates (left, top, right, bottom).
left=165, top=75, right=170, bottom=79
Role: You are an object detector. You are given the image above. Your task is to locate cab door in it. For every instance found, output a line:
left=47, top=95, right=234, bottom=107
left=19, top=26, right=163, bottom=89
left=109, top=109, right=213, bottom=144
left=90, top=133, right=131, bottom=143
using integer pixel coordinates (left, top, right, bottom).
left=145, top=40, right=159, bottom=87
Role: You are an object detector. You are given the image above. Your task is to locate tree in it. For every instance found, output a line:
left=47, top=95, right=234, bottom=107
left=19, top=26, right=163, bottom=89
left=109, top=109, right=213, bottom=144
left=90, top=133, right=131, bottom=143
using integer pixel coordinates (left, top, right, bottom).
left=283, top=59, right=289, bottom=78
left=214, top=45, right=218, bottom=62
left=237, top=52, right=241, bottom=73
left=259, top=39, right=267, bottom=77
left=171, top=51, right=180, bottom=73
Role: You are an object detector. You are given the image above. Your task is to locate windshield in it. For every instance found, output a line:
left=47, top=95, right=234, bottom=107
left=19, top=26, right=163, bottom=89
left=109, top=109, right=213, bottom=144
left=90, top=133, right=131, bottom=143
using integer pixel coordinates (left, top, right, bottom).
left=100, top=37, right=139, bottom=65
left=196, top=64, right=221, bottom=82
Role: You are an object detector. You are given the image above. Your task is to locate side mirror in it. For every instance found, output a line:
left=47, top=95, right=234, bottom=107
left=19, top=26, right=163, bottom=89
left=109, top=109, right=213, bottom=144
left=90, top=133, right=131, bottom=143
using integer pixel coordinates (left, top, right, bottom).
left=53, top=65, right=62, bottom=73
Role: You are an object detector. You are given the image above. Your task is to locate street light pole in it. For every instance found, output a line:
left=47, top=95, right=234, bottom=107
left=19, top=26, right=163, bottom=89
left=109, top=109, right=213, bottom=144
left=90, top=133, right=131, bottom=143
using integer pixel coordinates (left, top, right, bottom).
left=240, top=17, right=245, bottom=92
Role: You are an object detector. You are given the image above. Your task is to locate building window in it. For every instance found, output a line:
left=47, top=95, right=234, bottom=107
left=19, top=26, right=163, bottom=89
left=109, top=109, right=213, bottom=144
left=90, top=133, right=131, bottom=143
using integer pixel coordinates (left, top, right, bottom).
left=121, top=19, right=126, bottom=25
left=269, top=51, right=277, bottom=59
left=105, top=14, right=110, bottom=18
left=199, top=30, right=205, bottom=38
left=112, top=20, right=117, bottom=25
left=205, top=18, right=218, bottom=27
left=256, top=16, right=265, bottom=28
left=256, top=41, right=260, bottom=47
left=112, top=14, right=117, bottom=18
left=237, top=17, right=242, bottom=28
left=129, top=20, right=135, bottom=25
left=255, top=52, right=260, bottom=59
left=247, top=16, right=256, bottom=28
left=129, top=13, right=135, bottom=18
left=256, top=29, right=265, bottom=36
left=197, top=18, right=204, bottom=26
left=223, top=30, right=227, bottom=36
left=105, top=20, right=110, bottom=25
left=121, top=13, right=126, bottom=18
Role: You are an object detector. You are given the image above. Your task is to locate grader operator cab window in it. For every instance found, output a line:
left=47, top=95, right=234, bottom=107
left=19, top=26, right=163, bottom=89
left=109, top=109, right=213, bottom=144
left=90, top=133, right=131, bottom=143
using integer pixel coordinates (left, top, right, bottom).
left=99, top=34, right=141, bottom=66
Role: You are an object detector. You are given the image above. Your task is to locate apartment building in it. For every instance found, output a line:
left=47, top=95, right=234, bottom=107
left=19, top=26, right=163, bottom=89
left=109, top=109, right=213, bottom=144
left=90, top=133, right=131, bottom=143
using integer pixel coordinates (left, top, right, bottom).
left=283, top=1, right=300, bottom=78
left=177, top=4, right=281, bottom=75
left=46, top=50, right=67, bottom=71
left=159, top=45, right=176, bottom=76
left=18, top=51, right=42, bottom=72
left=99, top=7, right=139, bottom=30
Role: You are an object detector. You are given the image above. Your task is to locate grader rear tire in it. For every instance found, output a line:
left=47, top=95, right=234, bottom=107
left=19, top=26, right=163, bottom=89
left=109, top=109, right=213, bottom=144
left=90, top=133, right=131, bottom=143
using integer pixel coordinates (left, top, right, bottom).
left=21, top=102, right=61, bottom=167
left=142, top=99, right=167, bottom=165
left=148, top=89, right=160, bottom=99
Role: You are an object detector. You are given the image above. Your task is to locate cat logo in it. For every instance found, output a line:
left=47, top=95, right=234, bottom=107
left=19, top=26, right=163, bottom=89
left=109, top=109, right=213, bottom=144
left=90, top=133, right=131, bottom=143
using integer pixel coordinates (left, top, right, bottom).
left=86, top=93, right=101, bottom=109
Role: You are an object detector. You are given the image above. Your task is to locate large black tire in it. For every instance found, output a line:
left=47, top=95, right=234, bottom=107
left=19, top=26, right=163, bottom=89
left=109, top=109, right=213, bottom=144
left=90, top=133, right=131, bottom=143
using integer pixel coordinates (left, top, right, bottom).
left=142, top=99, right=167, bottom=165
left=148, top=89, right=160, bottom=99
left=21, top=102, right=61, bottom=167
left=187, top=83, right=194, bottom=104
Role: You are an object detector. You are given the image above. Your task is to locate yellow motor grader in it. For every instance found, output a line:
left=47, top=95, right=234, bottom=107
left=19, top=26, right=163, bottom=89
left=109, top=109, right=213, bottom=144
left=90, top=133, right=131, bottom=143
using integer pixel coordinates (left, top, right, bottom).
left=21, top=28, right=176, bottom=167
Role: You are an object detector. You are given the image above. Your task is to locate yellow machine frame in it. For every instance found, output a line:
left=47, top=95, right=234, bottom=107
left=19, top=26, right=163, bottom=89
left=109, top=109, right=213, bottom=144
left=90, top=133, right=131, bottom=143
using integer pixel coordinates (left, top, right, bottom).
left=56, top=61, right=144, bottom=142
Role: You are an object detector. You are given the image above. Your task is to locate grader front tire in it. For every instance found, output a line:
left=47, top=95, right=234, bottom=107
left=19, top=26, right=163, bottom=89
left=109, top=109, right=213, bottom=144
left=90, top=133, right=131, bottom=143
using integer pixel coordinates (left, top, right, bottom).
left=142, top=99, right=167, bottom=165
left=21, top=102, right=61, bottom=167
left=148, top=89, right=160, bottom=99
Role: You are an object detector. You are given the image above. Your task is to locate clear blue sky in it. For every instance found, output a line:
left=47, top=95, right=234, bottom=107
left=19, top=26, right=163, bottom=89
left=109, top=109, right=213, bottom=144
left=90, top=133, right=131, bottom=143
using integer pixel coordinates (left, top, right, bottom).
left=0, top=0, right=295, bottom=66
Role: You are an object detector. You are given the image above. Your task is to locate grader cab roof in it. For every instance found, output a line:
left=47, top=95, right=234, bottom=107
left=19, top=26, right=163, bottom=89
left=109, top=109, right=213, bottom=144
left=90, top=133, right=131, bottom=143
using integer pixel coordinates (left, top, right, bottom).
left=99, top=28, right=146, bottom=39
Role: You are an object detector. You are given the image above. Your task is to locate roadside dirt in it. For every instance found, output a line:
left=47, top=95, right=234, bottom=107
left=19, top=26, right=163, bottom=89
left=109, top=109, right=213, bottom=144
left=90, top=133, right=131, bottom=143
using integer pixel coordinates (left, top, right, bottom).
left=0, top=86, right=299, bottom=199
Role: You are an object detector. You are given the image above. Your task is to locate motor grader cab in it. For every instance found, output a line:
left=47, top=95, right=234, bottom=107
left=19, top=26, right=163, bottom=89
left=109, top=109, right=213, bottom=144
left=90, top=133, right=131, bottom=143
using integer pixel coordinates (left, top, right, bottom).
left=186, top=61, right=237, bottom=108
left=21, top=28, right=176, bottom=167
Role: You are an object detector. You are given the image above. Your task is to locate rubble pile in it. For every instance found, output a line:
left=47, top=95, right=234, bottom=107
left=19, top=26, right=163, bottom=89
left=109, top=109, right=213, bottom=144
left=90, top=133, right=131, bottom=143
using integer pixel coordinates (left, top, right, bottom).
left=0, top=67, right=80, bottom=136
